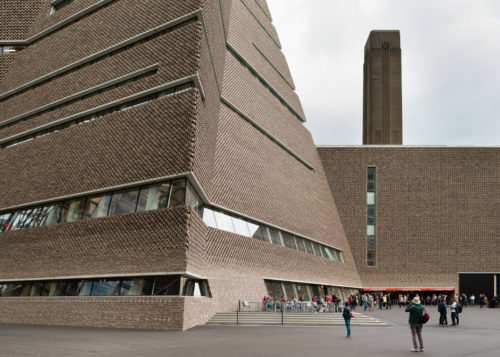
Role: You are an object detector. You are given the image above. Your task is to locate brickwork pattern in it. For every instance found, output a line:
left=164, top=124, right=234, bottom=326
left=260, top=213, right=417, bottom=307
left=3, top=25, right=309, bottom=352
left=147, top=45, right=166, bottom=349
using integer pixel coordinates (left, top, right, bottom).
left=318, top=147, right=500, bottom=290
left=0, top=91, right=197, bottom=209
left=226, top=0, right=301, bottom=116
left=0, top=22, right=202, bottom=139
left=211, top=105, right=356, bottom=261
left=186, top=209, right=209, bottom=275
left=191, top=0, right=228, bottom=193
left=0, top=0, right=44, bottom=40
left=1, top=0, right=202, bottom=92
left=0, top=297, right=188, bottom=330
left=0, top=207, right=190, bottom=279
left=222, top=53, right=316, bottom=164
left=0, top=55, right=15, bottom=86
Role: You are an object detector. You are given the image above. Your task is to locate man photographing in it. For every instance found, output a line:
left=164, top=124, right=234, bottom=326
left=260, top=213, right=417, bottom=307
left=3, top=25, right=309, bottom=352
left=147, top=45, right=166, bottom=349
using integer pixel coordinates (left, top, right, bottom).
left=405, top=297, right=424, bottom=352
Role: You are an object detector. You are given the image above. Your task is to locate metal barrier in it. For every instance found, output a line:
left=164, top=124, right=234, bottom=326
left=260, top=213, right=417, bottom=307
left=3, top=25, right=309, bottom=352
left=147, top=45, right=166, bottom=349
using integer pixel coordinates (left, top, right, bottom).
left=238, top=300, right=342, bottom=314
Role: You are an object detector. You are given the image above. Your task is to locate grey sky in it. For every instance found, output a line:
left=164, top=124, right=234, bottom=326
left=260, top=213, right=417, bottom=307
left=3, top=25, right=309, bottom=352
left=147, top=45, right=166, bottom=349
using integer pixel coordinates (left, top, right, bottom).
left=267, top=0, right=500, bottom=146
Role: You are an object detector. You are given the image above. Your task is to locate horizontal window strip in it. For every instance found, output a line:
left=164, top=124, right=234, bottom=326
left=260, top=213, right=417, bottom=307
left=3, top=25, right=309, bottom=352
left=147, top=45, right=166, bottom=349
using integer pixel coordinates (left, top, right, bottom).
left=0, top=79, right=196, bottom=149
left=221, top=96, right=313, bottom=170
left=227, top=42, right=305, bottom=122
left=240, top=0, right=280, bottom=49
left=0, top=64, right=159, bottom=129
left=0, top=10, right=200, bottom=102
left=253, top=42, right=295, bottom=90
left=0, top=275, right=210, bottom=297
left=265, top=280, right=357, bottom=303
left=0, top=46, right=24, bottom=54
left=0, top=178, right=191, bottom=233
left=202, top=207, right=344, bottom=263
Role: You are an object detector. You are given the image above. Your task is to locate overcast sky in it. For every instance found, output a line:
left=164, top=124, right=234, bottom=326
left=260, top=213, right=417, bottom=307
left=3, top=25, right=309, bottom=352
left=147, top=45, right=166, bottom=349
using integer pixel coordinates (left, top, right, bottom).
left=267, top=0, right=500, bottom=146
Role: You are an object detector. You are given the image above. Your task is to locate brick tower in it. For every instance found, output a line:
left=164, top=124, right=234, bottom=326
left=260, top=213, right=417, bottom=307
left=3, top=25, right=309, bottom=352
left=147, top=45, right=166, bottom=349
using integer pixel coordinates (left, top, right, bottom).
left=363, top=30, right=402, bottom=145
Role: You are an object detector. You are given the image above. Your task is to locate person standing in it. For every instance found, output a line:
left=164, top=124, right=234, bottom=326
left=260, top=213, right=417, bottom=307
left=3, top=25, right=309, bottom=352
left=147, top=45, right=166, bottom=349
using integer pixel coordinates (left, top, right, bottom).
left=405, top=297, right=424, bottom=352
left=470, top=294, right=475, bottom=307
left=450, top=297, right=459, bottom=326
left=438, top=299, right=448, bottom=327
left=342, top=301, right=352, bottom=337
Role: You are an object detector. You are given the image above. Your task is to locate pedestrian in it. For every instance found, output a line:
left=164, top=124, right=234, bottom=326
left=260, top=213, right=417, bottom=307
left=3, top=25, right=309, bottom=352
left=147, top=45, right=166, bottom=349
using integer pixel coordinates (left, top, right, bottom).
left=470, top=294, right=475, bottom=307
left=405, top=297, right=424, bottom=352
left=450, top=297, right=459, bottom=326
left=362, top=293, right=368, bottom=311
left=342, top=301, right=352, bottom=338
left=438, top=299, right=448, bottom=326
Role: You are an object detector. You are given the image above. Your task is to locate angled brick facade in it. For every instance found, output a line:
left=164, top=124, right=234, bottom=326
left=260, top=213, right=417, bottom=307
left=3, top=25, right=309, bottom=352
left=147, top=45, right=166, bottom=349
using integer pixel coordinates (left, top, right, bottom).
left=0, top=0, right=361, bottom=331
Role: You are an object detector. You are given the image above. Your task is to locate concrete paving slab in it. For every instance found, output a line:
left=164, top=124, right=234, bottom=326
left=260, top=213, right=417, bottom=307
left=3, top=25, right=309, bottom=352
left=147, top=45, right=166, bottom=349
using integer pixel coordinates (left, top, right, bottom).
left=0, top=306, right=499, bottom=357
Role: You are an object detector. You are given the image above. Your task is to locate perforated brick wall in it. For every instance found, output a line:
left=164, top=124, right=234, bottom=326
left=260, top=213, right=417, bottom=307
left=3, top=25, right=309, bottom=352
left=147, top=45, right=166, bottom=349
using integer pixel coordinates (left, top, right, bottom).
left=318, top=146, right=500, bottom=290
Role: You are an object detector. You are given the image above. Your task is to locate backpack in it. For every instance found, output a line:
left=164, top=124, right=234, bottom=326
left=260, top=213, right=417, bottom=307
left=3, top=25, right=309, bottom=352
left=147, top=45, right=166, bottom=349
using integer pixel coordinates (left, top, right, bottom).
left=438, top=303, right=444, bottom=313
left=422, top=309, right=430, bottom=324
left=457, top=304, right=463, bottom=313
left=343, top=308, right=351, bottom=318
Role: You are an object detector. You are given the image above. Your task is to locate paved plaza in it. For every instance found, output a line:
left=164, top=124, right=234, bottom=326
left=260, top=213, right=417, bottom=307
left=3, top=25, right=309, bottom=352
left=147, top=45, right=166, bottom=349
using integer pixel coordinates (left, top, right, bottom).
left=0, top=306, right=499, bottom=357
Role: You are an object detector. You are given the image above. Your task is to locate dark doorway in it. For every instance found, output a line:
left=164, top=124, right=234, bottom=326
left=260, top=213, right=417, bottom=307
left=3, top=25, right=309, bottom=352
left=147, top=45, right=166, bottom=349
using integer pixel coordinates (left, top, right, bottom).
left=459, top=274, right=494, bottom=299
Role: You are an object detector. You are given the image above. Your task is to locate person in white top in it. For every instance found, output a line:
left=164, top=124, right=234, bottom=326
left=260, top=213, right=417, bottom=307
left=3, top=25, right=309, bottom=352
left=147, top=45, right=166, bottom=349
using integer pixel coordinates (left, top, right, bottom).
left=450, top=297, right=459, bottom=326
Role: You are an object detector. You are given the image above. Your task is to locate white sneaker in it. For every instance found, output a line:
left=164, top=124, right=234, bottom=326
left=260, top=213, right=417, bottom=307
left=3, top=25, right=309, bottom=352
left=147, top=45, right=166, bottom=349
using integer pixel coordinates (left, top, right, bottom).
left=410, top=348, right=419, bottom=352
left=420, top=348, right=424, bottom=352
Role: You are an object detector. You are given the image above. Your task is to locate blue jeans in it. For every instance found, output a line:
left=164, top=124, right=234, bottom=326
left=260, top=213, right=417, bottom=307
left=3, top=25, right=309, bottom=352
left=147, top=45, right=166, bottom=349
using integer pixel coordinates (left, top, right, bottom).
left=363, top=301, right=367, bottom=311
left=344, top=318, right=351, bottom=336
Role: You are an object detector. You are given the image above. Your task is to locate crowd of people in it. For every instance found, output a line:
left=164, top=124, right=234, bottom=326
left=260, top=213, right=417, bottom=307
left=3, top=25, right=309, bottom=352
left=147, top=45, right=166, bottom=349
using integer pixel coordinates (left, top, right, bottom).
left=262, top=291, right=498, bottom=313
left=261, top=290, right=497, bottom=352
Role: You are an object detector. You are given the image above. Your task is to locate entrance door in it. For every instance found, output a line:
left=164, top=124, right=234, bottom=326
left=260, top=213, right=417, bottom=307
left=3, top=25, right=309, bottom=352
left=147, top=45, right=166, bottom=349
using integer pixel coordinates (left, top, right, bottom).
left=459, top=274, right=494, bottom=299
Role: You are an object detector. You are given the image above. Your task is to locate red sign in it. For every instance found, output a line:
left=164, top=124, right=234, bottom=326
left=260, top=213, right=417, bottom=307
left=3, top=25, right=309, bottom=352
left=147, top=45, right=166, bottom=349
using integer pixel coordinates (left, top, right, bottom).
left=362, top=288, right=455, bottom=292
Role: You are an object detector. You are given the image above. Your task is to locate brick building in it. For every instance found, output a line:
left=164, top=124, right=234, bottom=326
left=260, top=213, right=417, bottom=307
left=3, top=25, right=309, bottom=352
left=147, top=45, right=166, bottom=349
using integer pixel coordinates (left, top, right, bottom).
left=0, top=0, right=360, bottom=330
left=0, top=0, right=498, bottom=331
left=318, top=146, right=500, bottom=298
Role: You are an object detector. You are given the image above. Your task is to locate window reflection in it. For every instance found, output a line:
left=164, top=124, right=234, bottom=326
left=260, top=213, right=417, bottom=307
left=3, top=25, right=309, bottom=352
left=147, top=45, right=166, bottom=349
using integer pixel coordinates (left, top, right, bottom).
left=0, top=276, right=210, bottom=298
left=0, top=178, right=196, bottom=234
left=153, top=276, right=180, bottom=296
left=232, top=217, right=250, bottom=237
left=91, top=279, right=121, bottom=296
left=84, top=195, right=111, bottom=219
left=136, top=183, right=170, bottom=211
left=109, top=189, right=139, bottom=216
left=200, top=207, right=344, bottom=263
left=62, top=198, right=86, bottom=222
left=168, top=179, right=186, bottom=208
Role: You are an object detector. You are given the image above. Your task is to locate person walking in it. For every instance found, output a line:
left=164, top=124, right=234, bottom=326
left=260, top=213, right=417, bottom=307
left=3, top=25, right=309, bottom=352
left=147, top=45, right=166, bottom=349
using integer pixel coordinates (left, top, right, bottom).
left=342, top=301, right=352, bottom=338
left=470, top=294, right=475, bottom=307
left=405, top=297, right=424, bottom=352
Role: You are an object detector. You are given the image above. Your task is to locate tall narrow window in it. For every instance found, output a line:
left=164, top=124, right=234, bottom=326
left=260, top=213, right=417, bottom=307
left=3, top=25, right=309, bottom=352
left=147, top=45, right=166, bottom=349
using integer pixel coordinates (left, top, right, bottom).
left=367, top=167, right=376, bottom=266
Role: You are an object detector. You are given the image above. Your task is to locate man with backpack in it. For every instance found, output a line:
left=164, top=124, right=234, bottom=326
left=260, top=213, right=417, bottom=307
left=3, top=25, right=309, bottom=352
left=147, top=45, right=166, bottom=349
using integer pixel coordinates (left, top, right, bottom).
left=438, top=299, right=448, bottom=326
left=342, top=301, right=352, bottom=337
